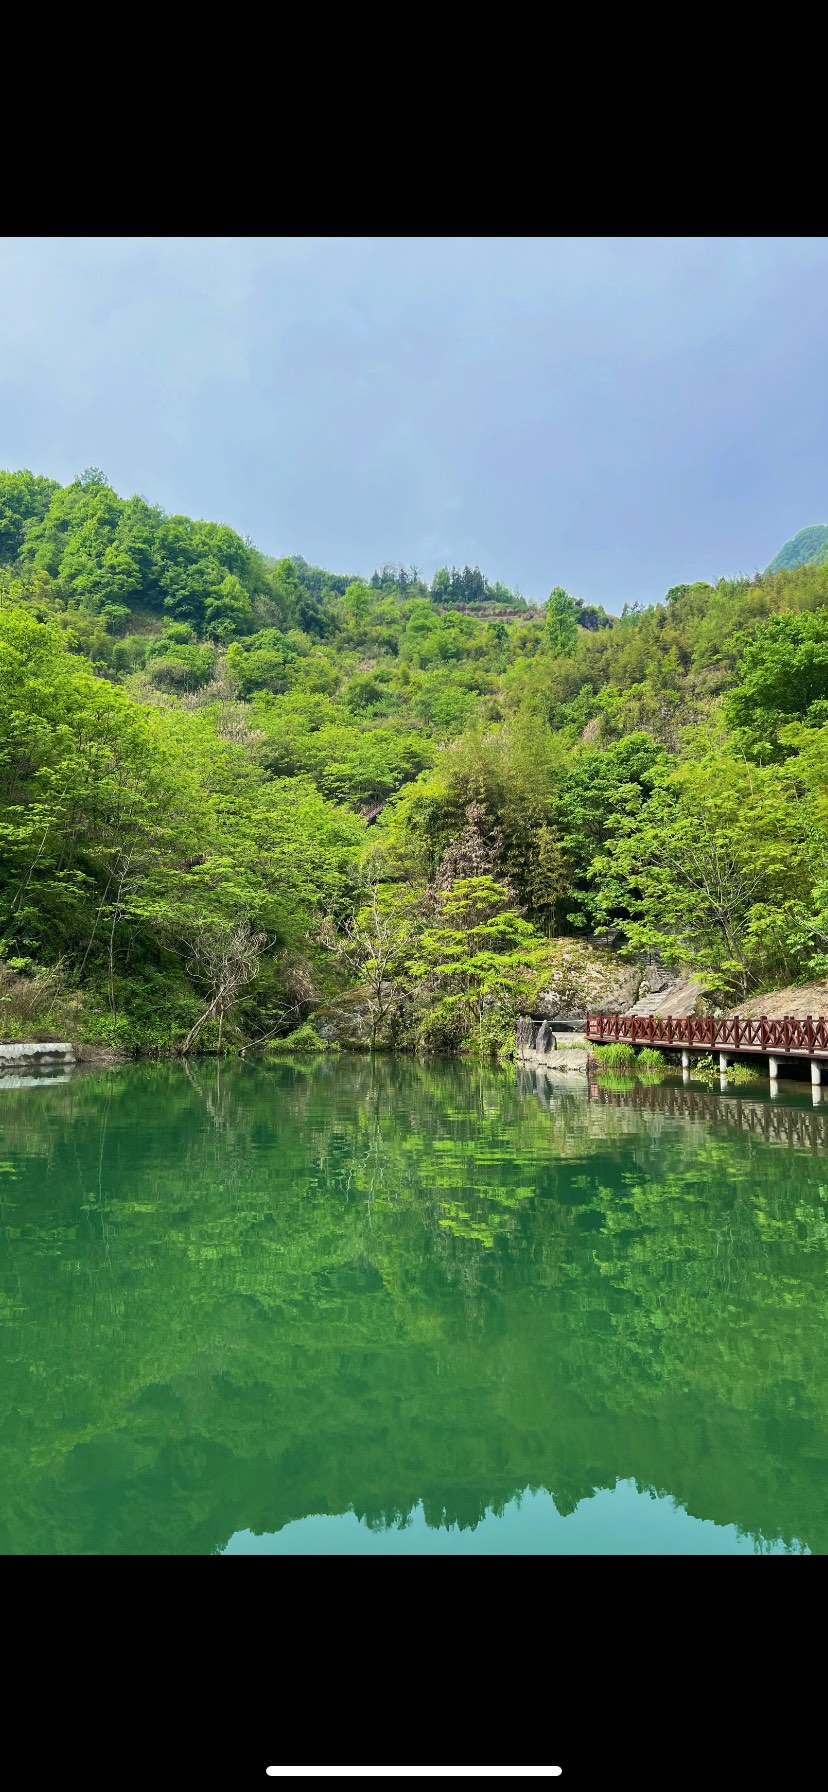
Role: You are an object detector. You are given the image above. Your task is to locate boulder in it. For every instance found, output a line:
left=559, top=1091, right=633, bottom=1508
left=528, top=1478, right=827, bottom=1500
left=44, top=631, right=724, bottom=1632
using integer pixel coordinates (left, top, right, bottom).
left=532, top=940, right=642, bottom=1028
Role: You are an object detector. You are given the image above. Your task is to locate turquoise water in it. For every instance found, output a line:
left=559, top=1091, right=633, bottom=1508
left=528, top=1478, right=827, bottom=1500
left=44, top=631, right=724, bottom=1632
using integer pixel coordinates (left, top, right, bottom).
left=0, top=1054, right=824, bottom=1554
left=223, top=1482, right=798, bottom=1554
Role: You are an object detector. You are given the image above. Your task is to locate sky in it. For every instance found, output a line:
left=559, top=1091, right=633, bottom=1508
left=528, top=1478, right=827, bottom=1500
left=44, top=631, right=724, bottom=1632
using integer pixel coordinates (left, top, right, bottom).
left=2, top=235, right=828, bottom=610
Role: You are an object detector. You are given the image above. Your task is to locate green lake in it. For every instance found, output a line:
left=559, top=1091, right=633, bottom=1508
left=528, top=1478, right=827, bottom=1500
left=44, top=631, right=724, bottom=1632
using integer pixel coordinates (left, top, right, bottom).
left=0, top=1054, right=825, bottom=1555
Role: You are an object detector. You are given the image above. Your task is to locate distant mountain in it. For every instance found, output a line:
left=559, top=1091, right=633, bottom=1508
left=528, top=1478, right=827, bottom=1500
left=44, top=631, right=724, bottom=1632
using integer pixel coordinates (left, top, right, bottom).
left=767, top=525, right=828, bottom=573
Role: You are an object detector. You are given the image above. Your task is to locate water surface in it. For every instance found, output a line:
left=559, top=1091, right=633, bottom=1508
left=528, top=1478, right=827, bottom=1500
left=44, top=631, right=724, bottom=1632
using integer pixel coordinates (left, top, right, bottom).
left=0, top=1055, right=824, bottom=1554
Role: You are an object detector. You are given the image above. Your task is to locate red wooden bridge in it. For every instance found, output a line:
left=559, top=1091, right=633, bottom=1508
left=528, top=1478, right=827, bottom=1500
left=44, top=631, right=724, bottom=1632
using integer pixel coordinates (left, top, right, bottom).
left=585, top=1011, right=828, bottom=1084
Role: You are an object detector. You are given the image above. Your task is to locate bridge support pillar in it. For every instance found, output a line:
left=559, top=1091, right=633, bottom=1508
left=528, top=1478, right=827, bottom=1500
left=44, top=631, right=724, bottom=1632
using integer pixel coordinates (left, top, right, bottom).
left=681, top=1050, right=690, bottom=1070
left=718, top=1053, right=729, bottom=1073
left=811, top=1061, right=822, bottom=1086
left=768, top=1055, right=779, bottom=1080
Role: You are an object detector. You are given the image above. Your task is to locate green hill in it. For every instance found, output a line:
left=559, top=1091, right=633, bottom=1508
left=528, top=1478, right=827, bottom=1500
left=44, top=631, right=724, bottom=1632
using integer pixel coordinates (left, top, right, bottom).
left=3, top=464, right=828, bottom=1053
left=767, top=525, right=828, bottom=573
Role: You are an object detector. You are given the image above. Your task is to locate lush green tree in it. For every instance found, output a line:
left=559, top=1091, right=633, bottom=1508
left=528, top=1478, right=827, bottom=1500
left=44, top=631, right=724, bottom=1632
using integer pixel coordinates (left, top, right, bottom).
left=593, top=752, right=812, bottom=995
left=320, top=861, right=420, bottom=1050
left=555, top=732, right=667, bottom=928
left=204, top=574, right=255, bottom=641
left=431, top=565, right=488, bottom=606
left=545, top=587, right=580, bottom=657
left=181, top=920, right=268, bottom=1053
left=0, top=470, right=60, bottom=560
left=226, top=629, right=299, bottom=696
left=409, top=875, right=547, bottom=1054
left=726, top=611, right=828, bottom=754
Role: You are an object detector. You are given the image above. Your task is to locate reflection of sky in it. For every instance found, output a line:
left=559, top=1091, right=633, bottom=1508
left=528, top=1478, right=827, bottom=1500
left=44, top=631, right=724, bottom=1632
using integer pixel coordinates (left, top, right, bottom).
left=222, top=1480, right=804, bottom=1556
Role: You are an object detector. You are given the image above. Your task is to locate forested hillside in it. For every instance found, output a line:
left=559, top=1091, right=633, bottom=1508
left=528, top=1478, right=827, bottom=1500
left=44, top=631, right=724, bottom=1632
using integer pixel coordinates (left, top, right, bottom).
left=767, top=524, right=828, bottom=573
left=2, top=467, right=828, bottom=1054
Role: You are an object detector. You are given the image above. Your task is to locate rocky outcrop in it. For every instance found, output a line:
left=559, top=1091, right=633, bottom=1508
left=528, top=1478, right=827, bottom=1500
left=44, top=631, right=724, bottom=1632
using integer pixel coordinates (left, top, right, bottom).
left=532, top=942, right=713, bottom=1026
left=724, top=982, right=828, bottom=1020
left=532, top=941, right=643, bottom=1027
left=626, top=970, right=710, bottom=1018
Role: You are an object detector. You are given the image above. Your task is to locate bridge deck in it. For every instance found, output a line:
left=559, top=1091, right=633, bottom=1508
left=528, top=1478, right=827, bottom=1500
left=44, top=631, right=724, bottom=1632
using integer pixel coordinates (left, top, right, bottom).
left=585, top=1012, right=828, bottom=1059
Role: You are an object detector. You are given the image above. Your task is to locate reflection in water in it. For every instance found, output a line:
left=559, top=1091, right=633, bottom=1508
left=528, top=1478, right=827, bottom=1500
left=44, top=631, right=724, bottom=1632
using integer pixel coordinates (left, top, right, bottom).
left=520, top=1060, right=828, bottom=1151
left=0, top=1054, right=825, bottom=1554
left=222, top=1482, right=803, bottom=1555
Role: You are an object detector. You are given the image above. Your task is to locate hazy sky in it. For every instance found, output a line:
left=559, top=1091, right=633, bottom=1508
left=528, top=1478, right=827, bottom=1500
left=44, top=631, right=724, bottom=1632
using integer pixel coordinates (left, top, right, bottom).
left=2, top=236, right=827, bottom=609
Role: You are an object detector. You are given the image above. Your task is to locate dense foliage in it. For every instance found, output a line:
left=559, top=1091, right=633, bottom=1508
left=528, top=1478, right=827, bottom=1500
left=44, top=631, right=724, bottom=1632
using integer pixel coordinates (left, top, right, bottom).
left=2, top=464, right=828, bottom=1051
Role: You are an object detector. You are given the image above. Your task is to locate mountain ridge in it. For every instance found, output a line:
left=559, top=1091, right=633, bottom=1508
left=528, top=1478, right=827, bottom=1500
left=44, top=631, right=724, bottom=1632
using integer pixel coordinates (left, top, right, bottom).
left=767, top=524, right=828, bottom=574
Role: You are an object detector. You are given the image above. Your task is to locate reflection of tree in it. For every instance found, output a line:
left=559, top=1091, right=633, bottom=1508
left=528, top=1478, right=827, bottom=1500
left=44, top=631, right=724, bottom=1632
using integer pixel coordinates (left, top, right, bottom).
left=0, top=1056, right=825, bottom=1554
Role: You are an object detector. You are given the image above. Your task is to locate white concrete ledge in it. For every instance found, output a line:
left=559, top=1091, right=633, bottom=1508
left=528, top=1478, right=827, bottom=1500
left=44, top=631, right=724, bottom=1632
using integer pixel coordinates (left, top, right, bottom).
left=0, top=1074, right=73, bottom=1088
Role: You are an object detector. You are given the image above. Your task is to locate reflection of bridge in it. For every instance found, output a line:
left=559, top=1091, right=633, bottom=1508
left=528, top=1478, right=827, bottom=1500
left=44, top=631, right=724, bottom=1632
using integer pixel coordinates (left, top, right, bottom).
left=517, top=1060, right=828, bottom=1152
left=589, top=1078, right=828, bottom=1153
left=585, top=1012, right=828, bottom=1087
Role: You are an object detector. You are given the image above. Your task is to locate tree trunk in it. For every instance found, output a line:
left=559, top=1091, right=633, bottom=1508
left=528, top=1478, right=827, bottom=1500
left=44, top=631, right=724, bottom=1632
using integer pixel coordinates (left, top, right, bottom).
left=182, top=993, right=222, bottom=1056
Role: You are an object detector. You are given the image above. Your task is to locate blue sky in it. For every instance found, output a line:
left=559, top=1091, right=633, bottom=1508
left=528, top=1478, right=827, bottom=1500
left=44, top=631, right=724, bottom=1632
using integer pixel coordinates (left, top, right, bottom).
left=2, top=236, right=827, bottom=610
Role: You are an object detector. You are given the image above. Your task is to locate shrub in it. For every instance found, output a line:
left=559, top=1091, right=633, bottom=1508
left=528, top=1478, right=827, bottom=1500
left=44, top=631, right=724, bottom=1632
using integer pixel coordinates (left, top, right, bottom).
left=694, top=1052, right=762, bottom=1085
left=272, top=1018, right=333, bottom=1054
left=591, top=1041, right=637, bottom=1066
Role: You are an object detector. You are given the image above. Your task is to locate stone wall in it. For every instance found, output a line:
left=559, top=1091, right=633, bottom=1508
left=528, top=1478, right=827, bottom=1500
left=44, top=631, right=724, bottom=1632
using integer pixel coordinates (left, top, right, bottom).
left=0, top=1042, right=75, bottom=1067
left=0, top=1043, right=76, bottom=1087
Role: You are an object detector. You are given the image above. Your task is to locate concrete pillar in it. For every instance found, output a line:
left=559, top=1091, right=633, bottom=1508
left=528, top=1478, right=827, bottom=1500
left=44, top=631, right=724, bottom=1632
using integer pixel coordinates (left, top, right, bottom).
left=768, top=1055, right=779, bottom=1079
left=682, top=1067, right=690, bottom=1085
left=681, top=1050, right=690, bottom=1070
left=813, top=1086, right=822, bottom=1107
left=718, top=1053, right=729, bottom=1073
left=811, top=1061, right=822, bottom=1086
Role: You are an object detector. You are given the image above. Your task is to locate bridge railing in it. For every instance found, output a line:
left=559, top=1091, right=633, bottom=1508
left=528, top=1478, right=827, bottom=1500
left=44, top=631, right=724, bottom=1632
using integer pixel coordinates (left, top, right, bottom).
left=584, top=1012, right=828, bottom=1054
